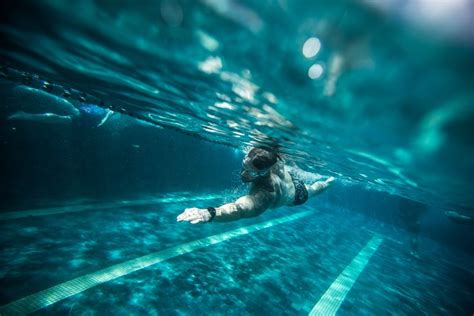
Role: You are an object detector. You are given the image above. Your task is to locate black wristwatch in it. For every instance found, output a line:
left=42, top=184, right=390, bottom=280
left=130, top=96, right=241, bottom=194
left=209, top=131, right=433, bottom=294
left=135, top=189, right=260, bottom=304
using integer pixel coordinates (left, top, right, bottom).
left=207, top=207, right=216, bottom=222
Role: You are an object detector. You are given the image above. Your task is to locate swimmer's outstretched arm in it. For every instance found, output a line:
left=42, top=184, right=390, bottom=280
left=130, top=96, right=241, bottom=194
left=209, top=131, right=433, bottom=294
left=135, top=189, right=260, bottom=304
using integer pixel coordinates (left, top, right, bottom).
left=307, top=176, right=335, bottom=198
left=177, top=191, right=272, bottom=224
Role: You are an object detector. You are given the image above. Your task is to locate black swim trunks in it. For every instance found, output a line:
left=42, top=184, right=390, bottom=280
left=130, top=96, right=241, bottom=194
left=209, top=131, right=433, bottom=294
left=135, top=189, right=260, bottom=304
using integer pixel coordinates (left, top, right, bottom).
left=290, top=172, right=308, bottom=206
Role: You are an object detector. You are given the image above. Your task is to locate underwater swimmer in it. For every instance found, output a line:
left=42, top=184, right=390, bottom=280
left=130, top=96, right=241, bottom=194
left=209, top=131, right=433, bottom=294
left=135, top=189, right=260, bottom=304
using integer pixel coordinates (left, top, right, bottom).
left=6, top=85, right=114, bottom=127
left=177, top=148, right=335, bottom=224
left=7, top=85, right=80, bottom=123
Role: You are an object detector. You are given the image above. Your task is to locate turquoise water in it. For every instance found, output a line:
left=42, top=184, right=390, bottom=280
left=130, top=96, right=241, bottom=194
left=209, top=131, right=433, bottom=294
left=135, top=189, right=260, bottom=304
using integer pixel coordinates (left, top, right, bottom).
left=1, top=0, right=473, bottom=315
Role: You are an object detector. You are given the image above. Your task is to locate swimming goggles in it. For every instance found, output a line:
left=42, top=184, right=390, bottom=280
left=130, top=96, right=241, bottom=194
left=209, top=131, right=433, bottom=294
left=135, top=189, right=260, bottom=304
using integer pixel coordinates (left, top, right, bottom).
left=241, top=159, right=271, bottom=178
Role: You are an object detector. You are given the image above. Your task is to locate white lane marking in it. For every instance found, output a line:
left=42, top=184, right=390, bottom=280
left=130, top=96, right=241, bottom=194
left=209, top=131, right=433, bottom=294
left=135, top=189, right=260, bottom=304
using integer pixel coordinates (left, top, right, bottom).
left=309, top=235, right=383, bottom=316
left=0, top=211, right=312, bottom=314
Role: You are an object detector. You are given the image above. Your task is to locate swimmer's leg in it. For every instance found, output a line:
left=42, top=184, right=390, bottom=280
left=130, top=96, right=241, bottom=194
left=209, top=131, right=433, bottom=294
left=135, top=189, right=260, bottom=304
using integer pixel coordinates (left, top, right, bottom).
left=97, top=110, right=114, bottom=127
left=8, top=111, right=73, bottom=124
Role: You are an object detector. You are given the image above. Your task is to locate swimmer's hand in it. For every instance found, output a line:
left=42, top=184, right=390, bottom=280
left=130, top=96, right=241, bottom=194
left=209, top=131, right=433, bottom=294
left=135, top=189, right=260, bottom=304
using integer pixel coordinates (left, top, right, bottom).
left=177, top=207, right=212, bottom=224
left=325, top=176, right=335, bottom=185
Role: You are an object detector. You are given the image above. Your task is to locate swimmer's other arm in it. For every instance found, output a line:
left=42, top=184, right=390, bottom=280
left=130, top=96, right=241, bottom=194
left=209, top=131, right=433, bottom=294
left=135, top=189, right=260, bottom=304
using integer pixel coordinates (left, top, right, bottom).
left=177, top=191, right=271, bottom=224
left=307, top=176, right=335, bottom=197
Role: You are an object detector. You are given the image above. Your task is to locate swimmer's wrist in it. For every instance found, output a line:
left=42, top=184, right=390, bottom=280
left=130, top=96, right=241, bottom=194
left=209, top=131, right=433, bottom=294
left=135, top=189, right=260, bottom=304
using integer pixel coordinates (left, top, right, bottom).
left=206, top=207, right=216, bottom=222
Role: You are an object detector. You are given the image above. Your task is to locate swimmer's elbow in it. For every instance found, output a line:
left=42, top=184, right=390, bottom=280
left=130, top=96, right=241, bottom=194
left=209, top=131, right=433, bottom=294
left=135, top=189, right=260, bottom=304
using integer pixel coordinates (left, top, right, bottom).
left=237, top=203, right=267, bottom=219
left=215, top=196, right=268, bottom=222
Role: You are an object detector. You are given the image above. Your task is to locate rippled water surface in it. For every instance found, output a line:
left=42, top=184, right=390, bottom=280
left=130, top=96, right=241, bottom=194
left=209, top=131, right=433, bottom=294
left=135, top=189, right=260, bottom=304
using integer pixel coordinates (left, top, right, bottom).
left=1, top=1, right=473, bottom=214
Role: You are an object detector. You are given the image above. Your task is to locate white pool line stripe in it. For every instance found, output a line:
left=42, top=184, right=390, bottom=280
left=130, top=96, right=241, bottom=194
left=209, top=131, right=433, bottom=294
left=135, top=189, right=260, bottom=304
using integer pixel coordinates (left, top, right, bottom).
left=309, top=235, right=383, bottom=316
left=0, top=193, right=227, bottom=220
left=0, top=210, right=311, bottom=315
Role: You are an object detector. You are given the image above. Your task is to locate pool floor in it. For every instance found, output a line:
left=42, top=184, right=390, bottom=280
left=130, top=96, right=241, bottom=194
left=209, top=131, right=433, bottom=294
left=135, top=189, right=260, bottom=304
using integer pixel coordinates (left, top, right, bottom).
left=0, top=193, right=473, bottom=315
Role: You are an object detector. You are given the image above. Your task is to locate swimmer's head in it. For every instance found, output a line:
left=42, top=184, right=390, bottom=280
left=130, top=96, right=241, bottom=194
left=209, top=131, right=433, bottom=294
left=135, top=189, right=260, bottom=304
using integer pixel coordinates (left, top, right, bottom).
left=241, top=148, right=279, bottom=182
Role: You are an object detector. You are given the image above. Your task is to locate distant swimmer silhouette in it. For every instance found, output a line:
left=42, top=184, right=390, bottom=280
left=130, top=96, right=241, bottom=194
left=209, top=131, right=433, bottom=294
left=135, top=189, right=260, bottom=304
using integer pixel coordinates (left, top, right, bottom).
left=7, top=85, right=80, bottom=124
left=7, top=85, right=114, bottom=127
left=177, top=147, right=334, bottom=224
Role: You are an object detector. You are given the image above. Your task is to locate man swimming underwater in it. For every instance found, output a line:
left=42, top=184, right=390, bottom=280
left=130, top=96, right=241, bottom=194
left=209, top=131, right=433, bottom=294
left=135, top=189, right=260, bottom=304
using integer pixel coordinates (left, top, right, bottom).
left=177, top=147, right=335, bottom=224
